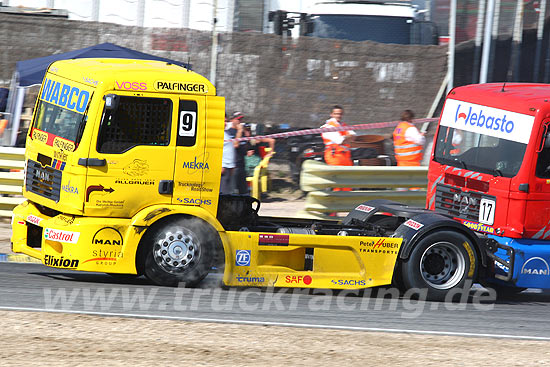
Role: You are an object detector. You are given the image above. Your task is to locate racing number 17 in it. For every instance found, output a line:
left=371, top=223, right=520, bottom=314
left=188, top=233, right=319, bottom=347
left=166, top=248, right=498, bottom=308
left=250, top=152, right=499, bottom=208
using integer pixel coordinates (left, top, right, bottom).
left=479, top=198, right=495, bottom=225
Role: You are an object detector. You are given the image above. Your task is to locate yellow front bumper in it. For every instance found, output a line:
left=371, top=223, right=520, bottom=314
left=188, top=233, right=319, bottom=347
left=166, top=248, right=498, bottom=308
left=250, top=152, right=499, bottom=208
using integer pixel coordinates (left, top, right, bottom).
left=11, top=200, right=143, bottom=274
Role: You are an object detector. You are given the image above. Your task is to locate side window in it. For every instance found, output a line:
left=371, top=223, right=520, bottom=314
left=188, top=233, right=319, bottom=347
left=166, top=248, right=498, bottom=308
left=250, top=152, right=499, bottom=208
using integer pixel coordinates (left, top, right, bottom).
left=536, top=147, right=550, bottom=178
left=177, top=100, right=198, bottom=147
left=97, top=96, right=172, bottom=154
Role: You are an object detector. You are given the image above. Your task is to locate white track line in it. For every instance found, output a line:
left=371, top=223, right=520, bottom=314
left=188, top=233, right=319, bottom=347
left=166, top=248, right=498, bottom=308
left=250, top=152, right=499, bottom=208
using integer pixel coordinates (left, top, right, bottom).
left=1, top=305, right=549, bottom=341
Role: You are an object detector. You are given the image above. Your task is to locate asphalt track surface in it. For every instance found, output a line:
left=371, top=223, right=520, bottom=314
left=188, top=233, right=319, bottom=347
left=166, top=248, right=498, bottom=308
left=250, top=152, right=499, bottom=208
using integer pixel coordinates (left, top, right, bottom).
left=1, top=262, right=550, bottom=340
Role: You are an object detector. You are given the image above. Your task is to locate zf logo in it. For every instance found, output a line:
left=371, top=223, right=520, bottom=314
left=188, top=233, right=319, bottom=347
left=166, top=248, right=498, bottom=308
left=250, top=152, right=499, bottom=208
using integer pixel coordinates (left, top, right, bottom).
left=235, top=250, right=251, bottom=266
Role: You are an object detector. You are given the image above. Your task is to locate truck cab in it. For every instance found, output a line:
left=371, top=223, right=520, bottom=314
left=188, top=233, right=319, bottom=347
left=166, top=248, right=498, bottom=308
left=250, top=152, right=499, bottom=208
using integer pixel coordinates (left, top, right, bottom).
left=428, top=83, right=550, bottom=289
left=13, top=58, right=224, bottom=274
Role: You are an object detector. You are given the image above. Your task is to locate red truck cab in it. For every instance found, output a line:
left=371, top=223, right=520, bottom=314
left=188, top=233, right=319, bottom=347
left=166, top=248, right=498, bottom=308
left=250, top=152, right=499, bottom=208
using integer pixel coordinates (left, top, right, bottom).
left=427, top=83, right=550, bottom=288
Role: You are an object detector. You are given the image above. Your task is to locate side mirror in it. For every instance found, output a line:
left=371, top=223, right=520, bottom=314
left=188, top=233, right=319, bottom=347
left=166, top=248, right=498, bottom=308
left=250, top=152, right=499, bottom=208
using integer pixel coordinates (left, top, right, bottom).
left=103, top=94, right=119, bottom=112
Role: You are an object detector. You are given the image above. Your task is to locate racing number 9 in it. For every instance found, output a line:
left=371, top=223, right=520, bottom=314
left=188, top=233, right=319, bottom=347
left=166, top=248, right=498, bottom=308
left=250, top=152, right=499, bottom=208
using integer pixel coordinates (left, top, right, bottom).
left=177, top=100, right=198, bottom=147
left=179, top=111, right=196, bottom=137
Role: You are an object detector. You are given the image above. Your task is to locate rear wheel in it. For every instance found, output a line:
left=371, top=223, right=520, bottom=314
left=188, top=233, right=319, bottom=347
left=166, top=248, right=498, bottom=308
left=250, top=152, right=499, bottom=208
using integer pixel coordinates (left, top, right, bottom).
left=400, top=231, right=478, bottom=301
left=140, top=217, right=215, bottom=287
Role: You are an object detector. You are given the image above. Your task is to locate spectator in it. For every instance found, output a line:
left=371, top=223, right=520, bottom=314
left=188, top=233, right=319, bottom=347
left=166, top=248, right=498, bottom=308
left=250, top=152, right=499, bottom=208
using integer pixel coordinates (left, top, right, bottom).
left=244, top=149, right=262, bottom=177
left=231, top=112, right=250, bottom=195
left=249, top=125, right=275, bottom=158
left=220, top=114, right=240, bottom=194
left=393, top=109, right=425, bottom=166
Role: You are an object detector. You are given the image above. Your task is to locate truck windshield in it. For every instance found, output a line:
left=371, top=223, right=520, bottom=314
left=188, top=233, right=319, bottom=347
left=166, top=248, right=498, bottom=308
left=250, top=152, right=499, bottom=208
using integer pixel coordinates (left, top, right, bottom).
left=33, top=100, right=85, bottom=143
left=433, top=126, right=527, bottom=178
left=309, top=15, right=412, bottom=43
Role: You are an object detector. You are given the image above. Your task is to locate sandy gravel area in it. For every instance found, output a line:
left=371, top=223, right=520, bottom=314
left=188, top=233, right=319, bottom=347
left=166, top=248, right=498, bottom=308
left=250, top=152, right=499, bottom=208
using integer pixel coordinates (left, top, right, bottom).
left=0, top=311, right=548, bottom=366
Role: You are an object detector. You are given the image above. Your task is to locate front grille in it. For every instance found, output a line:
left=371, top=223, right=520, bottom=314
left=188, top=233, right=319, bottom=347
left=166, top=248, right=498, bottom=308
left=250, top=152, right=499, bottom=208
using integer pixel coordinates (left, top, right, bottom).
left=26, top=159, right=62, bottom=202
left=434, top=183, right=495, bottom=221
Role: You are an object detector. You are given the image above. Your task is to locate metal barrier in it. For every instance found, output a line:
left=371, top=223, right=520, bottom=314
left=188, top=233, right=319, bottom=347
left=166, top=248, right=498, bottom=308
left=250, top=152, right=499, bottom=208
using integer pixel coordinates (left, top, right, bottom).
left=0, top=147, right=25, bottom=218
left=299, top=160, right=428, bottom=219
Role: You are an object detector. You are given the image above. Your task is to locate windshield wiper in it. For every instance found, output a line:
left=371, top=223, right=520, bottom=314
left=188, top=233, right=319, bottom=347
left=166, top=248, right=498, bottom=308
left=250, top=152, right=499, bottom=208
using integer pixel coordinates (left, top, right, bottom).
left=492, top=169, right=503, bottom=177
left=453, top=158, right=468, bottom=170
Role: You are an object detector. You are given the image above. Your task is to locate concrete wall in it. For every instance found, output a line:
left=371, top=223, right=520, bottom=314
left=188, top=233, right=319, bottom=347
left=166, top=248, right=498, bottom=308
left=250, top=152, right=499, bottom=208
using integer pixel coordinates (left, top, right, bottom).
left=0, top=13, right=447, bottom=128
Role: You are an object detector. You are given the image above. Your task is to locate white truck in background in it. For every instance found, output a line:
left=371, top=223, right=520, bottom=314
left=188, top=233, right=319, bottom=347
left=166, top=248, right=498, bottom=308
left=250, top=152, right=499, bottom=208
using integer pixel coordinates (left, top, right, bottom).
left=270, top=0, right=438, bottom=45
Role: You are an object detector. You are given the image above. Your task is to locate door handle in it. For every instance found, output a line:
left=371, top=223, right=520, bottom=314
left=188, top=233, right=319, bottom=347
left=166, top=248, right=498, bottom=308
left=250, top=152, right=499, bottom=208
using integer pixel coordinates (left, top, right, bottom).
left=159, top=180, right=174, bottom=194
left=78, top=158, right=107, bottom=167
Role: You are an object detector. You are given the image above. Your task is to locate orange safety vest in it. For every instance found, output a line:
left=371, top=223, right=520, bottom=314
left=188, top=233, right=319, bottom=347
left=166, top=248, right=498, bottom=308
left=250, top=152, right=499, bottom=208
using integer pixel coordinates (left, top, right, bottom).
left=321, top=120, right=353, bottom=166
left=393, top=121, right=423, bottom=166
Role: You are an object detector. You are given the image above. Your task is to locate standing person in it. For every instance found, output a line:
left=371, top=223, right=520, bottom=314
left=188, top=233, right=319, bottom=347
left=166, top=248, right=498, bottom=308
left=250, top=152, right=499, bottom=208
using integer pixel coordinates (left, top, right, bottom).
left=220, top=113, right=240, bottom=194
left=321, top=105, right=356, bottom=166
left=231, top=112, right=251, bottom=195
left=321, top=105, right=356, bottom=195
left=393, top=110, right=425, bottom=166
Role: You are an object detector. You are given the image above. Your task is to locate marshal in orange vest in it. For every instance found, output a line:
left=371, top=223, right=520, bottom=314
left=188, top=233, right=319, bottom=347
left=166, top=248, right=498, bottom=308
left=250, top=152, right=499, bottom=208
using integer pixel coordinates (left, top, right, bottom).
left=393, top=121, right=423, bottom=166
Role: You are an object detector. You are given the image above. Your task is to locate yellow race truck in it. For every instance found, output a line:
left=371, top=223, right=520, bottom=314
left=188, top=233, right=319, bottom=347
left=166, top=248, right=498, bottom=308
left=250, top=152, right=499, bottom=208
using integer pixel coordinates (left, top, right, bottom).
left=11, top=58, right=485, bottom=301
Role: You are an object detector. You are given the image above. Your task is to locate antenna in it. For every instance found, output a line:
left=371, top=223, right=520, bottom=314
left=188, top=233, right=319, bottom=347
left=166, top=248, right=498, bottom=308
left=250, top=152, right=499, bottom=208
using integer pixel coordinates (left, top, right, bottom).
left=501, top=82, right=506, bottom=92
left=187, top=56, right=191, bottom=72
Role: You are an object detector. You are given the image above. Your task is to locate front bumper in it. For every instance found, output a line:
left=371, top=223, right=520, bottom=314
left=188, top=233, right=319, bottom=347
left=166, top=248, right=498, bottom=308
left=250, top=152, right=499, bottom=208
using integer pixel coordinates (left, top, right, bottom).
left=11, top=200, right=142, bottom=274
left=485, top=234, right=550, bottom=289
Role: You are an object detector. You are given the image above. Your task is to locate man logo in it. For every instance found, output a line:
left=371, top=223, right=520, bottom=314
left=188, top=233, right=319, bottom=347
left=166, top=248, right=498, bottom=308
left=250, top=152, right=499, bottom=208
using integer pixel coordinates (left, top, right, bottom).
left=521, top=257, right=550, bottom=276
left=92, top=227, right=123, bottom=246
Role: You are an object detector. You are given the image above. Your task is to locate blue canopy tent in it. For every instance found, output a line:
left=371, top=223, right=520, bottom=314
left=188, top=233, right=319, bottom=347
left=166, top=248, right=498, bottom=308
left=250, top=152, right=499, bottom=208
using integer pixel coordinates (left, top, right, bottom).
left=5, top=43, right=189, bottom=145
left=15, top=42, right=189, bottom=87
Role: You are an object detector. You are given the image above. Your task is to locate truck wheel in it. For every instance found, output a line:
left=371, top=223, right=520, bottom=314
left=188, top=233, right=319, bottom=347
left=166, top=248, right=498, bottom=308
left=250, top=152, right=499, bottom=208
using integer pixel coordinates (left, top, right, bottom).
left=400, top=231, right=478, bottom=301
left=141, top=217, right=214, bottom=287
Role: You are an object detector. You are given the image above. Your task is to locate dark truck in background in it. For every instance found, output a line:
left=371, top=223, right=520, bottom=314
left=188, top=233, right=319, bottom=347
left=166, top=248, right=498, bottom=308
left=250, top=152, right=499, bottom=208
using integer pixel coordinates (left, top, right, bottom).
left=270, top=0, right=438, bottom=45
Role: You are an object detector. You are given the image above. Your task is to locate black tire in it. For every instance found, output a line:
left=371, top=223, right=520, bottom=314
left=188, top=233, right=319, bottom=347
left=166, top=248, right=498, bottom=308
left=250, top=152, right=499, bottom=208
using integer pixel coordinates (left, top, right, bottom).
left=140, top=217, right=216, bottom=287
left=400, top=230, right=478, bottom=301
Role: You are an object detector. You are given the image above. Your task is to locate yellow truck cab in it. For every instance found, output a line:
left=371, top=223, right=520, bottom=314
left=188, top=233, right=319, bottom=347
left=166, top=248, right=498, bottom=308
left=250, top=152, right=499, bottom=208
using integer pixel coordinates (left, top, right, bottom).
left=12, top=58, right=485, bottom=301
left=13, top=59, right=226, bottom=283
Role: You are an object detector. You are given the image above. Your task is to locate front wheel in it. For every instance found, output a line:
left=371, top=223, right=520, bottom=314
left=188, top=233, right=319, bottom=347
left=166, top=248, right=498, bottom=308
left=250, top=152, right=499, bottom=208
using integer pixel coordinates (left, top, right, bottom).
left=400, top=231, right=478, bottom=301
left=140, top=217, right=215, bottom=287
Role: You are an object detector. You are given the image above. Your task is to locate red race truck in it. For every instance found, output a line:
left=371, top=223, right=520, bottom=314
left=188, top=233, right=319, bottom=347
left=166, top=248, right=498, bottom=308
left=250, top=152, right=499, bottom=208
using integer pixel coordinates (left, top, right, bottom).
left=344, top=82, right=550, bottom=295
left=425, top=83, right=550, bottom=292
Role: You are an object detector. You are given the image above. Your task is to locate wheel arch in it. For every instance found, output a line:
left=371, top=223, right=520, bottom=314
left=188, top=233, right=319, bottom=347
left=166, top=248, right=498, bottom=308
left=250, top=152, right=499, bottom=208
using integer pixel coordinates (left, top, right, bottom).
left=132, top=205, right=227, bottom=274
left=394, top=212, right=487, bottom=268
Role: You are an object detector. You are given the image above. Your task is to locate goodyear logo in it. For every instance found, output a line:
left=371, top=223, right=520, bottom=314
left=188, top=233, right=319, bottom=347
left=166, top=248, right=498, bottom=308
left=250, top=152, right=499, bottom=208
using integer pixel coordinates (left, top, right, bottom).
left=462, top=220, right=495, bottom=234
left=154, top=80, right=208, bottom=94
left=41, top=78, right=91, bottom=113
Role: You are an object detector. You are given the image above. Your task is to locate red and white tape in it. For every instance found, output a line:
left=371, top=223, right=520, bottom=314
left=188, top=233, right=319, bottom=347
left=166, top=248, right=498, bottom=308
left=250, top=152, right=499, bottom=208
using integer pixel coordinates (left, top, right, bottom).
left=227, top=118, right=438, bottom=142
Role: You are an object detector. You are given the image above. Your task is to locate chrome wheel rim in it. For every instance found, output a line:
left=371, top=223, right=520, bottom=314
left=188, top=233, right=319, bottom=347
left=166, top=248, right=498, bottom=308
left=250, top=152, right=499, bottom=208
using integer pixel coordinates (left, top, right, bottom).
left=153, top=229, right=200, bottom=274
left=420, top=241, right=466, bottom=290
